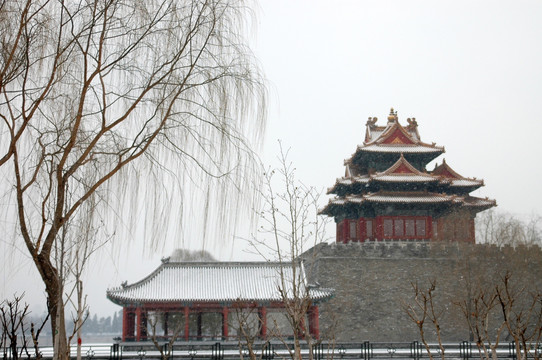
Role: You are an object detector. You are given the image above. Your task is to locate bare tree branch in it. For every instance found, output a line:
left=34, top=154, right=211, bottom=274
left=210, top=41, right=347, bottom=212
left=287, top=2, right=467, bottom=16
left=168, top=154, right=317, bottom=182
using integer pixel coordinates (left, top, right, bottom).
left=1, top=0, right=266, bottom=359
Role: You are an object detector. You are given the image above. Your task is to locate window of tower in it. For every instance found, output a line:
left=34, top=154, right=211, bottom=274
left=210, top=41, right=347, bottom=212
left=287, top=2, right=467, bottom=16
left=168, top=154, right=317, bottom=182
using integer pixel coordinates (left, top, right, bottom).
left=380, top=216, right=430, bottom=239
left=349, top=220, right=357, bottom=240
left=405, top=219, right=415, bottom=236
left=366, top=220, right=373, bottom=238
left=383, top=219, right=393, bottom=237
left=394, top=219, right=404, bottom=237
left=416, top=219, right=426, bottom=237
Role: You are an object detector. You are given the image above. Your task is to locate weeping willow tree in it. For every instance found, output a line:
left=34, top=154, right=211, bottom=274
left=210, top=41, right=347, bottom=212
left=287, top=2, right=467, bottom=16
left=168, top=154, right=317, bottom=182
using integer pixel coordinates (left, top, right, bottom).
left=0, top=0, right=266, bottom=358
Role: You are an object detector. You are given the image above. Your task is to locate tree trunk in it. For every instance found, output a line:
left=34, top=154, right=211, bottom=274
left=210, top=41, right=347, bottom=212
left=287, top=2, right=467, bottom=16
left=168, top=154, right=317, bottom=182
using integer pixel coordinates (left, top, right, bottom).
left=293, top=336, right=302, bottom=360
left=53, top=302, right=69, bottom=360
left=35, top=254, right=70, bottom=360
left=77, top=280, right=83, bottom=360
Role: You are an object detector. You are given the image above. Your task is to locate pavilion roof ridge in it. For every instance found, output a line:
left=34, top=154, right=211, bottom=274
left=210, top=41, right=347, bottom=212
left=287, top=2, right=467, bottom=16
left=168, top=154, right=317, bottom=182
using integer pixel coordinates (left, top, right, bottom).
left=164, top=260, right=288, bottom=266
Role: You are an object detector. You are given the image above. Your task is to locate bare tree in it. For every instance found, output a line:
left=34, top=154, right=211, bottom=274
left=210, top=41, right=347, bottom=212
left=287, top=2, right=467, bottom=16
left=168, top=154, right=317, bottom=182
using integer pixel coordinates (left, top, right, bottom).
left=231, top=304, right=265, bottom=360
left=0, top=0, right=266, bottom=358
left=496, top=273, right=542, bottom=360
left=455, top=272, right=542, bottom=360
left=145, top=311, right=186, bottom=360
left=456, top=283, right=505, bottom=360
left=403, top=280, right=446, bottom=360
left=476, top=210, right=542, bottom=247
left=247, top=143, right=330, bottom=360
left=406, top=271, right=542, bottom=360
left=0, top=295, right=30, bottom=360
left=0, top=294, right=48, bottom=360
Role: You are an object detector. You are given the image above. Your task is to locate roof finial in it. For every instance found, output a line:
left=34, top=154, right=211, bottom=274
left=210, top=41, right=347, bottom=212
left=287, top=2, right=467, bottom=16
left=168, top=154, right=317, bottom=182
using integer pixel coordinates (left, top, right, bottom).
left=387, top=107, right=398, bottom=122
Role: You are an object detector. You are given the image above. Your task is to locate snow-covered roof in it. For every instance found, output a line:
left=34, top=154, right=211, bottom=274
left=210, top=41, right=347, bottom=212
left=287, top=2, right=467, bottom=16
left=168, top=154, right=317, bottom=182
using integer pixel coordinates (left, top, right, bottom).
left=372, top=154, right=438, bottom=183
left=431, top=160, right=483, bottom=188
left=328, top=156, right=438, bottom=194
left=364, top=192, right=454, bottom=203
left=324, top=192, right=454, bottom=206
left=336, top=176, right=370, bottom=186
left=358, top=144, right=444, bottom=154
left=449, top=179, right=483, bottom=187
left=107, top=262, right=334, bottom=306
left=462, top=196, right=497, bottom=208
left=361, top=111, right=443, bottom=152
left=372, top=174, right=437, bottom=182
left=320, top=192, right=497, bottom=217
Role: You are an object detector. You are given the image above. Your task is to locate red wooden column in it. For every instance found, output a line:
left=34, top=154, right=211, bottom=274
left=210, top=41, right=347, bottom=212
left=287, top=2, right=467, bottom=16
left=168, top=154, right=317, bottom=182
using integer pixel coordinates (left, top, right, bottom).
left=136, top=307, right=142, bottom=341
left=308, top=306, right=320, bottom=339
left=222, top=307, right=229, bottom=339
left=122, top=308, right=128, bottom=341
left=122, top=307, right=135, bottom=341
left=163, top=312, right=169, bottom=337
left=141, top=311, right=148, bottom=340
left=259, top=306, right=267, bottom=338
left=375, top=216, right=383, bottom=240
left=184, top=307, right=190, bottom=340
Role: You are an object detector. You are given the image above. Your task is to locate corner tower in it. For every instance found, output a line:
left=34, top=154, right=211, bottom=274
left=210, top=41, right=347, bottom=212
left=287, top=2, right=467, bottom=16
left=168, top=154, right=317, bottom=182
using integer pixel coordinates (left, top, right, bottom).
left=320, top=108, right=496, bottom=243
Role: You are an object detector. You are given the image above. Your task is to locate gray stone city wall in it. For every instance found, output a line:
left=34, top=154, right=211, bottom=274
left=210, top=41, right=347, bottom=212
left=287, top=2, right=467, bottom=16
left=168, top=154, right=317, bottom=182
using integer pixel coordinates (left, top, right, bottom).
left=303, top=241, right=542, bottom=342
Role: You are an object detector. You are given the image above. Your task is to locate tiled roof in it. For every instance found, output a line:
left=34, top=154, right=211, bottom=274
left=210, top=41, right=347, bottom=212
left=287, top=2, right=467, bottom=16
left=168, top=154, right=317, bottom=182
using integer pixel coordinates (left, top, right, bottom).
left=334, top=175, right=479, bottom=187
left=107, top=262, right=334, bottom=306
left=373, top=154, right=438, bottom=182
left=373, top=174, right=438, bottom=182
left=430, top=160, right=483, bottom=188
left=361, top=113, right=443, bottom=156
left=462, top=196, right=497, bottom=207
left=449, top=179, right=483, bottom=187
left=367, top=129, right=385, bottom=142
left=363, top=192, right=453, bottom=203
left=322, top=192, right=497, bottom=214
left=326, top=192, right=454, bottom=205
left=336, top=176, right=370, bottom=185
left=359, top=144, right=444, bottom=154
left=366, top=127, right=420, bottom=143
left=328, top=156, right=438, bottom=194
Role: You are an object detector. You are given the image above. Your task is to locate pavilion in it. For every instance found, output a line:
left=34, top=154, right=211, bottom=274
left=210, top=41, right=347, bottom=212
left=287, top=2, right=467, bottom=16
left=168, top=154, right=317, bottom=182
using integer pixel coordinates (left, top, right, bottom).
left=107, top=260, right=333, bottom=342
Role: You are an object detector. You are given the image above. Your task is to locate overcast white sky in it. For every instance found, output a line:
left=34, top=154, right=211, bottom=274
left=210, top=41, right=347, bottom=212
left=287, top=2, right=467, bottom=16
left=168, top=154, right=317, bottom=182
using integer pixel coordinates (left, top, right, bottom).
left=2, top=0, right=542, bottom=318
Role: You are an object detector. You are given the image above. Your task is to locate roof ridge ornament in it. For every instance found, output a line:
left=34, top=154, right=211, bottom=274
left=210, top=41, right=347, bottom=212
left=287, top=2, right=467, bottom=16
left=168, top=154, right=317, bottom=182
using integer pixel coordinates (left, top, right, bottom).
left=407, top=117, right=418, bottom=128
left=387, top=107, right=398, bottom=124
